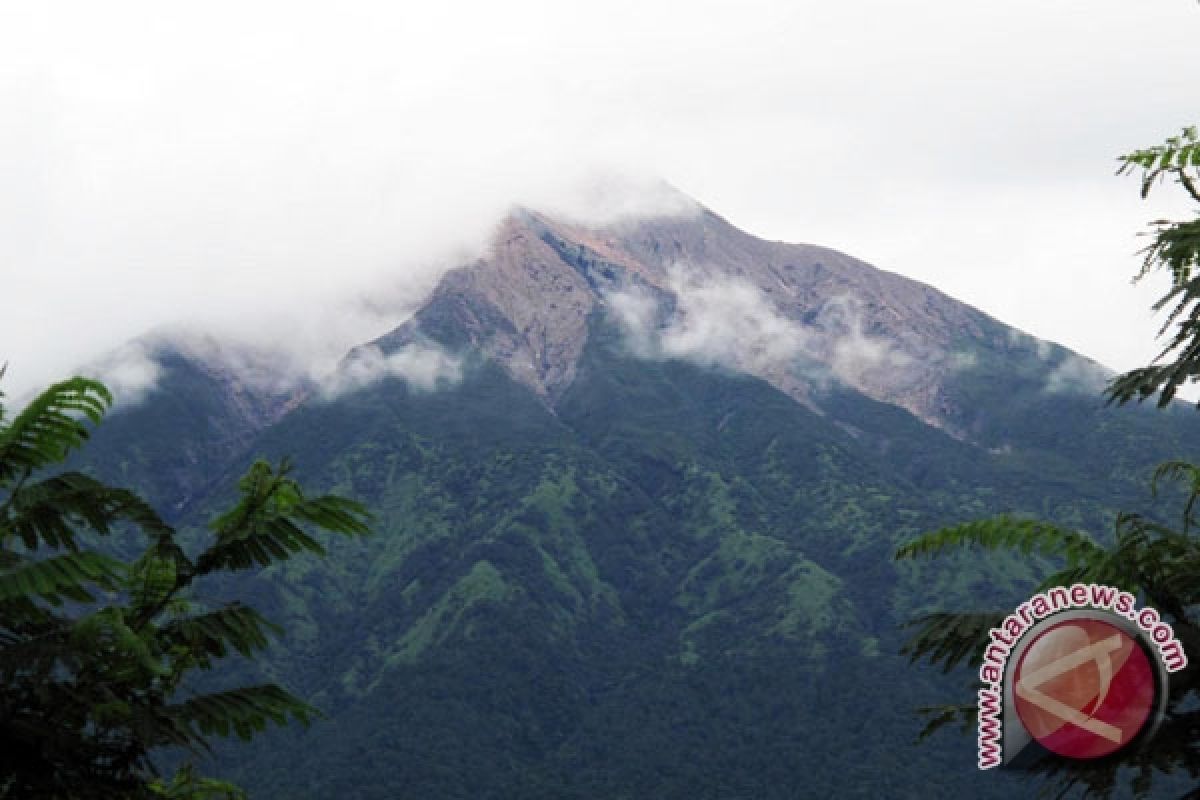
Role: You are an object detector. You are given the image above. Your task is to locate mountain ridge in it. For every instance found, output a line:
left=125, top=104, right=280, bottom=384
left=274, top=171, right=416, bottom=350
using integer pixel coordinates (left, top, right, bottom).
left=82, top=195, right=1114, bottom=450
left=363, top=201, right=1106, bottom=438
left=60, top=195, right=1194, bottom=798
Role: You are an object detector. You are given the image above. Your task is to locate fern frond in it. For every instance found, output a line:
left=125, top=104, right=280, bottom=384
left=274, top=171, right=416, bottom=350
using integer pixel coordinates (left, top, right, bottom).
left=128, top=551, right=179, bottom=612
left=0, top=550, right=124, bottom=605
left=195, top=460, right=369, bottom=575
left=150, top=764, right=248, bottom=800
left=70, top=607, right=168, bottom=678
left=895, top=516, right=1103, bottom=565
left=914, top=703, right=977, bottom=743
left=1151, top=460, right=1200, bottom=528
left=7, top=471, right=173, bottom=551
left=288, top=494, right=372, bottom=536
left=173, top=685, right=317, bottom=741
left=194, top=516, right=326, bottom=573
left=162, top=604, right=280, bottom=661
left=900, top=610, right=1006, bottom=672
left=0, top=378, right=111, bottom=484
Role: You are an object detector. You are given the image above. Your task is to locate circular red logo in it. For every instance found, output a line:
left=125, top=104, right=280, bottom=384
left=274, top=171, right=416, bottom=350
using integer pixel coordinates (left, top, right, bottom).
left=1013, top=618, right=1156, bottom=759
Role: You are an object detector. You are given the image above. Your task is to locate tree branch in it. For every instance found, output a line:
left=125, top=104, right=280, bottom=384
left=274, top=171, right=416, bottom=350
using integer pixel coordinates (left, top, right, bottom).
left=1178, top=169, right=1200, bottom=206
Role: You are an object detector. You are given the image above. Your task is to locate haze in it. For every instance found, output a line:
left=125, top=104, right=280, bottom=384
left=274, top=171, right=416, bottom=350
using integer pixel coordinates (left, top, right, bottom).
left=2, top=1, right=1197, bottom=401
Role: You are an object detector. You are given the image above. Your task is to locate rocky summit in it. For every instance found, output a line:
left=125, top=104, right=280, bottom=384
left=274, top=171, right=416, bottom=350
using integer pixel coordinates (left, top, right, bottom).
left=72, top=195, right=1197, bottom=799
left=373, top=201, right=1106, bottom=436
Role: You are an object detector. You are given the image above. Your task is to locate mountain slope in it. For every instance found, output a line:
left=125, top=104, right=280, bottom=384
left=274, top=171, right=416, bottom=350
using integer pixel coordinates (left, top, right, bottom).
left=376, top=205, right=1109, bottom=437
left=70, top=200, right=1200, bottom=798
left=72, top=335, right=303, bottom=517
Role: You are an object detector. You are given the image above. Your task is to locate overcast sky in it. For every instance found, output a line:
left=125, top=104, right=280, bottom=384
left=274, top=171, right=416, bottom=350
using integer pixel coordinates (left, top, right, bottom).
left=2, top=0, right=1197, bottom=402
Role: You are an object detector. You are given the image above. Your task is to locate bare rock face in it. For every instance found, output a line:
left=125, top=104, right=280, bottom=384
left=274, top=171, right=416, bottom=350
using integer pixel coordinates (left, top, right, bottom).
left=372, top=198, right=1041, bottom=431
left=376, top=215, right=596, bottom=402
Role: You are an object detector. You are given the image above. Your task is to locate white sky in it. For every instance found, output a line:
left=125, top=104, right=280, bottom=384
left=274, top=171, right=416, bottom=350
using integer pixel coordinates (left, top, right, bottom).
left=2, top=0, right=1198, bottom=401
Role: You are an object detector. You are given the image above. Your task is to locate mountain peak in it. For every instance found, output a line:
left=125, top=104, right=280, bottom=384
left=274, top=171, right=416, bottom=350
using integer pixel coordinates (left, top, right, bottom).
left=365, top=198, right=1035, bottom=433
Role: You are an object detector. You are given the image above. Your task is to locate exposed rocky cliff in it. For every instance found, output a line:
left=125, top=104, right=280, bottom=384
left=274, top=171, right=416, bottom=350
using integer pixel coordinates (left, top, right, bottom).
left=373, top=201, right=1088, bottom=435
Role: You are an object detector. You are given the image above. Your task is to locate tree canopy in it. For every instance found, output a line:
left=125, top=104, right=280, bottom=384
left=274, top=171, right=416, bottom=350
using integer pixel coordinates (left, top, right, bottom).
left=897, top=128, right=1200, bottom=799
left=1108, top=126, right=1200, bottom=408
left=0, top=371, right=371, bottom=799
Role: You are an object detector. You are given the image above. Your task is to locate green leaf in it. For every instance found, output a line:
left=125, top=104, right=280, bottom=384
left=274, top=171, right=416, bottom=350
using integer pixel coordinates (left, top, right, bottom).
left=173, top=685, right=318, bottom=741
left=195, top=460, right=369, bottom=575
left=0, top=550, right=124, bottom=605
left=0, top=377, right=111, bottom=485
left=162, top=603, right=280, bottom=661
left=150, top=764, right=248, bottom=800
left=894, top=515, right=1102, bottom=564
left=914, top=703, right=977, bottom=743
left=900, top=611, right=1006, bottom=672
left=6, top=471, right=174, bottom=551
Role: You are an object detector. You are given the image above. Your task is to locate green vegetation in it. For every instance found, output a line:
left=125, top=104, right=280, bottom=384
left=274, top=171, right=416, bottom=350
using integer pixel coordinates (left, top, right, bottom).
left=1109, top=126, right=1200, bottom=408
left=38, top=150, right=1200, bottom=795
left=898, top=128, right=1200, bottom=798
left=0, top=371, right=370, bottom=798
left=59, top=305, right=1200, bottom=798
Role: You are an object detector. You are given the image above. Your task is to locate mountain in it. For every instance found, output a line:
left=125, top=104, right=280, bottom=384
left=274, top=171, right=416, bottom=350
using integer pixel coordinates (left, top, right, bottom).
left=76, top=334, right=305, bottom=517
left=71, top=198, right=1200, bottom=798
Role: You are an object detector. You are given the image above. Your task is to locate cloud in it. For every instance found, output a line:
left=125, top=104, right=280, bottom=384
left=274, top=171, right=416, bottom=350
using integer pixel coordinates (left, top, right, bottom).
left=605, top=267, right=811, bottom=376
left=320, top=343, right=463, bottom=399
left=2, top=0, right=1197, bottom=406
left=77, top=341, right=162, bottom=408
left=605, top=270, right=920, bottom=393
left=660, top=267, right=810, bottom=373
left=948, top=351, right=978, bottom=370
left=1004, top=329, right=1118, bottom=396
left=815, top=295, right=914, bottom=386
left=1043, top=354, right=1113, bottom=396
left=541, top=174, right=702, bottom=229
left=605, top=284, right=662, bottom=358
left=1006, top=329, right=1057, bottom=362
left=37, top=324, right=465, bottom=411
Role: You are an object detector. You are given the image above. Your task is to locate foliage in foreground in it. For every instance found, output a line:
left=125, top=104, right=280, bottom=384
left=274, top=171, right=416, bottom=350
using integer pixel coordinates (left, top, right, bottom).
left=897, top=471, right=1200, bottom=798
left=898, top=128, right=1200, bottom=798
left=1108, top=126, right=1200, bottom=409
left=0, top=371, right=371, bottom=798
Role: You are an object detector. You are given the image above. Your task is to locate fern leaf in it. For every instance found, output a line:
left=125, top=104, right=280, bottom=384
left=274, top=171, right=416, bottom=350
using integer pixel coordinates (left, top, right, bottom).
left=900, top=611, right=1006, bottom=672
left=194, top=460, right=369, bottom=575
left=7, top=471, right=173, bottom=551
left=0, top=378, right=111, bottom=484
left=173, top=685, right=317, bottom=741
left=895, top=516, right=1103, bottom=565
left=70, top=607, right=168, bottom=678
left=0, top=550, right=124, bottom=605
left=150, top=764, right=248, bottom=800
left=914, top=703, right=977, bottom=743
left=162, top=604, right=280, bottom=661
left=289, top=495, right=372, bottom=536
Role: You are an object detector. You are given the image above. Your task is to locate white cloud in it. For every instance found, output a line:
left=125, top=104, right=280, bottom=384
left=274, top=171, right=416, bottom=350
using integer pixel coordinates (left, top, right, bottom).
left=816, top=295, right=914, bottom=386
left=606, top=270, right=922, bottom=394
left=948, top=351, right=978, bottom=370
left=320, top=343, right=463, bottom=399
left=77, top=341, right=162, bottom=408
left=1044, top=354, right=1113, bottom=396
left=535, top=174, right=702, bottom=229
left=660, top=267, right=810, bottom=373
left=605, top=284, right=661, bottom=358
left=2, top=0, right=1197, bottom=404
left=605, top=267, right=812, bottom=376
